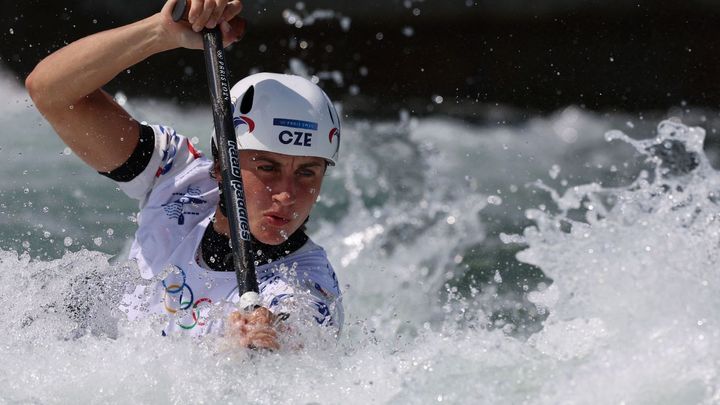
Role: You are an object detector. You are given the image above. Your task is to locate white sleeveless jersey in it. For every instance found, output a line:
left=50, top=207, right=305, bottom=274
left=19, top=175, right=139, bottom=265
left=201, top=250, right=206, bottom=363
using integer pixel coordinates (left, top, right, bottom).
left=116, top=125, right=343, bottom=336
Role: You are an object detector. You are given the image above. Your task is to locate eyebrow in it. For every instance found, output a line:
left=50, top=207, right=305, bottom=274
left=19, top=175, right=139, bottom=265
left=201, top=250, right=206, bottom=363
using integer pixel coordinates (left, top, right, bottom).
left=297, top=162, right=325, bottom=169
left=253, top=156, right=324, bottom=169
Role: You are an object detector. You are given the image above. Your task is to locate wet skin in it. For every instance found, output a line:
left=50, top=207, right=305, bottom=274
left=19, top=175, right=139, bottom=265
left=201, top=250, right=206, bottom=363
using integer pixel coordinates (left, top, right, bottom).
left=213, top=150, right=326, bottom=245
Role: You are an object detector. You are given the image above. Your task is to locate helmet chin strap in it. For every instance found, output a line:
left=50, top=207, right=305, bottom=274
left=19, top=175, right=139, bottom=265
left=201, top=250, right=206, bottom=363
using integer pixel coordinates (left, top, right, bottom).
left=218, top=181, right=229, bottom=217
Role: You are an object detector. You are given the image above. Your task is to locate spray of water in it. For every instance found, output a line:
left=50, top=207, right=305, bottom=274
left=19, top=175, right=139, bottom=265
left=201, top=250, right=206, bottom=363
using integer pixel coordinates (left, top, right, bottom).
left=507, top=119, right=720, bottom=403
left=2, top=62, right=719, bottom=401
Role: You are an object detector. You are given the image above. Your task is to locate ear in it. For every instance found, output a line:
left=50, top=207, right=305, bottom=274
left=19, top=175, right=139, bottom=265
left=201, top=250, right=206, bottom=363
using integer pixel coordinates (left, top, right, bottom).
left=212, top=161, right=222, bottom=179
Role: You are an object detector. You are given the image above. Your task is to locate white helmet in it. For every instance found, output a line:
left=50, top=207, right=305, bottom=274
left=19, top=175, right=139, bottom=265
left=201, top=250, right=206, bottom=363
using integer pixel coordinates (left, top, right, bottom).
left=215, top=73, right=341, bottom=165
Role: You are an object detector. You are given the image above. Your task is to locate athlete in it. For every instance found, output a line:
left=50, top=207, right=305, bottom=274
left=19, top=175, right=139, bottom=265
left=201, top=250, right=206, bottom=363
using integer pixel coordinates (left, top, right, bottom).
left=25, top=0, right=343, bottom=350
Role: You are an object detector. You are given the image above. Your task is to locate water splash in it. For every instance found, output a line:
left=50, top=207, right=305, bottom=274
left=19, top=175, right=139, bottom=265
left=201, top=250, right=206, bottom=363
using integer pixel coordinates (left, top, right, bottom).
left=508, top=119, right=720, bottom=402
left=4, top=66, right=719, bottom=401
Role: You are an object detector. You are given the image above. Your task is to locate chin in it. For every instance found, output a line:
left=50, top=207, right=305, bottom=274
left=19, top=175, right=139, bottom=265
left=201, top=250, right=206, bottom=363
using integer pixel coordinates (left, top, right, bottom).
left=259, top=235, right=284, bottom=245
left=255, top=227, right=295, bottom=245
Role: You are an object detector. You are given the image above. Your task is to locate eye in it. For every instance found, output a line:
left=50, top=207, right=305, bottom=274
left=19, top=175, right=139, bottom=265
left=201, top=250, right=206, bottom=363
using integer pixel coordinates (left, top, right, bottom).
left=257, top=165, right=276, bottom=172
left=297, top=168, right=319, bottom=178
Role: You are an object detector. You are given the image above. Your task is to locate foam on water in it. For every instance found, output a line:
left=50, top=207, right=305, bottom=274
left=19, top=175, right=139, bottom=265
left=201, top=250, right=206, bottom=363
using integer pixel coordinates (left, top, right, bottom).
left=2, top=67, right=720, bottom=402
left=512, top=120, right=720, bottom=403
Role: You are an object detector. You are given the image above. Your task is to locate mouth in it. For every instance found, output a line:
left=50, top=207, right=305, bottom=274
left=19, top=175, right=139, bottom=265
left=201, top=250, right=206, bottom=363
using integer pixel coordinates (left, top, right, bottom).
left=263, top=213, right=291, bottom=227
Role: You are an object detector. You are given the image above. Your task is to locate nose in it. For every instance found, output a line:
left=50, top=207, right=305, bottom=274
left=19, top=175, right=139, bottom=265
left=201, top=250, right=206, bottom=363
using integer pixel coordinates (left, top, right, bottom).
left=271, top=177, right=297, bottom=206
left=272, top=190, right=295, bottom=206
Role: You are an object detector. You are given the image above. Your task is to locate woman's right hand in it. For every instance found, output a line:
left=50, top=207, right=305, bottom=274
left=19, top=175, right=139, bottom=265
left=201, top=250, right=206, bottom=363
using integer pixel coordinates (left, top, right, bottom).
left=159, top=0, right=246, bottom=50
left=226, top=307, right=281, bottom=351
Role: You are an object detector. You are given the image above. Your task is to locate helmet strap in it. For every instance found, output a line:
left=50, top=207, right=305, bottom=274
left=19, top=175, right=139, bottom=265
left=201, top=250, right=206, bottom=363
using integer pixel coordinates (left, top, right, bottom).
left=217, top=181, right=228, bottom=217
left=211, top=139, right=219, bottom=162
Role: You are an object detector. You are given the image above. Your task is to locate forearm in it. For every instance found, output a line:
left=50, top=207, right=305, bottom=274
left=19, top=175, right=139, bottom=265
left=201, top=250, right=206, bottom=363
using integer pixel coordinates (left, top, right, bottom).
left=27, top=13, right=172, bottom=111
left=24, top=0, right=243, bottom=172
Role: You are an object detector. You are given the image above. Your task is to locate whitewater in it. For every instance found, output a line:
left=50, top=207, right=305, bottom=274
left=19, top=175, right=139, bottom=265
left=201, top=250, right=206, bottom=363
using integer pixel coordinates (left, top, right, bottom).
left=1, top=65, right=719, bottom=403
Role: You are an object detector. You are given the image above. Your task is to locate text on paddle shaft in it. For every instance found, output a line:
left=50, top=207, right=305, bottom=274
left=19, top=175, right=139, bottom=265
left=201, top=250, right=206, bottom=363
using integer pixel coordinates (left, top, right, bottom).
left=216, top=49, right=230, bottom=102
left=227, top=141, right=251, bottom=241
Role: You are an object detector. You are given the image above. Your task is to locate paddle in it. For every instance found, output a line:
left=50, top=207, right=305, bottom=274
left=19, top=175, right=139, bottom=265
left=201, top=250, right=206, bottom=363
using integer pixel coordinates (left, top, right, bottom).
left=172, top=0, right=259, bottom=309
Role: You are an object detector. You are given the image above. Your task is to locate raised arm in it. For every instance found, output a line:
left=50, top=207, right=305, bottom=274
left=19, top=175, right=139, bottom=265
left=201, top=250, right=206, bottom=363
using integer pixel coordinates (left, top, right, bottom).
left=25, top=0, right=245, bottom=172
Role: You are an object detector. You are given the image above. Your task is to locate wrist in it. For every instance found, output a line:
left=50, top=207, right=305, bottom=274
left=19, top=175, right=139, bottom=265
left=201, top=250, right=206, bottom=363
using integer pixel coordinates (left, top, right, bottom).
left=143, top=13, right=179, bottom=54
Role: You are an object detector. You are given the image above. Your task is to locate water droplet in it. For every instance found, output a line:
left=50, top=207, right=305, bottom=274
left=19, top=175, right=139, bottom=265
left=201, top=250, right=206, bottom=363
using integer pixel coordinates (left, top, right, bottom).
left=43, top=231, right=51, bottom=238
left=432, top=95, right=444, bottom=104
left=64, top=237, right=73, bottom=247
left=446, top=216, right=456, bottom=225
left=340, top=17, right=351, bottom=31
left=9, top=28, right=14, bottom=35
left=487, top=195, right=503, bottom=205
left=93, top=237, right=103, bottom=246
left=106, top=228, right=114, bottom=236
left=42, top=206, right=49, bottom=213
left=114, top=92, right=127, bottom=106
left=549, top=164, right=561, bottom=179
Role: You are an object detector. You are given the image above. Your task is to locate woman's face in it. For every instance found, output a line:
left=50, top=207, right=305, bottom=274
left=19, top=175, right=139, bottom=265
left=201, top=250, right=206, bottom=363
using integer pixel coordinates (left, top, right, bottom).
left=236, top=150, right=326, bottom=245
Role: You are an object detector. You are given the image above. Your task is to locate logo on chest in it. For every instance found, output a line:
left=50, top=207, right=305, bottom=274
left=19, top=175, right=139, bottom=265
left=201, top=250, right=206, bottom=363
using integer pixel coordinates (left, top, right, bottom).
left=162, top=186, right=207, bottom=225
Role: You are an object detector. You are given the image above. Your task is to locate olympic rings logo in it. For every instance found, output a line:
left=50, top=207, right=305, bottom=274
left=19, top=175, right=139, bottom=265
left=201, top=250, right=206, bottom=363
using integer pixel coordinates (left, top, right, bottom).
left=162, top=267, right=213, bottom=330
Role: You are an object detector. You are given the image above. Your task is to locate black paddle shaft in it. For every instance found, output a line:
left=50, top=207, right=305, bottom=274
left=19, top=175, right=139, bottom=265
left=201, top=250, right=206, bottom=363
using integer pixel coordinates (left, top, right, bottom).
left=172, top=0, right=258, bottom=295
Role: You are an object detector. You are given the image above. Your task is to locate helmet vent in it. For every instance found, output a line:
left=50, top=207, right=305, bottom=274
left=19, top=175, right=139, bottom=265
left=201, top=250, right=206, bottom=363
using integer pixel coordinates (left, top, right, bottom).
left=327, top=103, right=335, bottom=125
left=240, top=85, right=255, bottom=114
